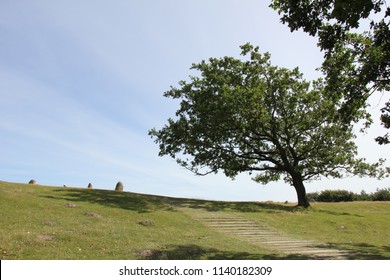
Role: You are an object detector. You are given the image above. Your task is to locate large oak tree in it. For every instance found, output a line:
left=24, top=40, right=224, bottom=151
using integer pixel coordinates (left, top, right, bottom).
left=149, top=44, right=385, bottom=207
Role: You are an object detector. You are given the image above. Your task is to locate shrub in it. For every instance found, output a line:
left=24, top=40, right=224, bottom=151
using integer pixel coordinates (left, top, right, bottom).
left=353, top=190, right=372, bottom=201
left=371, top=188, right=390, bottom=201
left=317, top=189, right=354, bottom=202
left=308, top=188, right=390, bottom=202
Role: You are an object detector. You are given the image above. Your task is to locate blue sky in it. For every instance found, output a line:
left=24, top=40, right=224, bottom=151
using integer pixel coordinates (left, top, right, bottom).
left=1, top=0, right=389, bottom=202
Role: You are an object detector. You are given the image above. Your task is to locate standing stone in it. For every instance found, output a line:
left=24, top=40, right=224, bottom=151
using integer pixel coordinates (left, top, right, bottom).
left=87, top=183, right=93, bottom=189
left=28, top=179, right=37, bottom=185
left=115, top=181, right=124, bottom=192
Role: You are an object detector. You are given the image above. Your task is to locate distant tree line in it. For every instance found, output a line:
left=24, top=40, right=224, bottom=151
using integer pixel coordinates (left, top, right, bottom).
left=307, top=188, right=390, bottom=202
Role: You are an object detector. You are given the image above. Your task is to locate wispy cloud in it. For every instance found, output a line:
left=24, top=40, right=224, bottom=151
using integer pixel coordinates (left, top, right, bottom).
left=1, top=0, right=389, bottom=202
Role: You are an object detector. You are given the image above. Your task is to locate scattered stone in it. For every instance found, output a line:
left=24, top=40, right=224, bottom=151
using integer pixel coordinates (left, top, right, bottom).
left=115, top=181, right=124, bottom=192
left=87, top=183, right=93, bottom=189
left=28, top=179, right=37, bottom=184
left=338, top=225, right=347, bottom=230
left=65, top=203, right=76, bottom=208
left=138, top=220, right=154, bottom=227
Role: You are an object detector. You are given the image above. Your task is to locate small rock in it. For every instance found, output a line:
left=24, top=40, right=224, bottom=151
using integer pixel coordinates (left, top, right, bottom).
left=137, top=249, right=157, bottom=258
left=65, top=203, right=76, bottom=208
left=138, top=220, right=154, bottom=226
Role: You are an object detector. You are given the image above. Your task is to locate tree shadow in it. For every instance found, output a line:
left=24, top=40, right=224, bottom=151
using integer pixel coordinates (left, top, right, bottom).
left=41, top=187, right=302, bottom=214
left=168, top=197, right=304, bottom=213
left=330, top=242, right=390, bottom=260
left=135, top=244, right=319, bottom=260
left=316, top=209, right=364, bottom=218
left=136, top=243, right=390, bottom=260
left=41, top=188, right=177, bottom=213
left=39, top=188, right=389, bottom=259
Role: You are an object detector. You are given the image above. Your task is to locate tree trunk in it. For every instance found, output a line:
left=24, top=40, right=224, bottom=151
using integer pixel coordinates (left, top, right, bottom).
left=291, top=172, right=310, bottom=208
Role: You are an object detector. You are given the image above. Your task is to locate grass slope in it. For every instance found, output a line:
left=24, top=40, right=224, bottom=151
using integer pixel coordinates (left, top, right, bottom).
left=0, top=181, right=389, bottom=259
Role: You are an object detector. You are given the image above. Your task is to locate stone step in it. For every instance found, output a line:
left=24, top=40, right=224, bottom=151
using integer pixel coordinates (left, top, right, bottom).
left=253, top=240, right=316, bottom=244
left=220, top=229, right=271, bottom=231
left=203, top=221, right=260, bottom=224
left=200, top=218, right=254, bottom=221
left=277, top=248, right=346, bottom=255
left=219, top=232, right=278, bottom=236
left=208, top=225, right=262, bottom=228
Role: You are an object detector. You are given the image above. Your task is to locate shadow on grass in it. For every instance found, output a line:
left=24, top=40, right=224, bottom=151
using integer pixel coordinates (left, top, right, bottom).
left=169, top=197, right=304, bottom=213
left=41, top=188, right=302, bottom=214
left=316, top=209, right=364, bottom=218
left=42, top=188, right=177, bottom=213
left=333, top=243, right=390, bottom=260
left=135, top=244, right=317, bottom=260
left=137, top=243, right=390, bottom=260
left=39, top=188, right=389, bottom=260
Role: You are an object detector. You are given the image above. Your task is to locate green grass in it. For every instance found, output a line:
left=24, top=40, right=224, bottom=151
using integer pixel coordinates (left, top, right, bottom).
left=0, top=181, right=389, bottom=259
left=240, top=202, right=390, bottom=259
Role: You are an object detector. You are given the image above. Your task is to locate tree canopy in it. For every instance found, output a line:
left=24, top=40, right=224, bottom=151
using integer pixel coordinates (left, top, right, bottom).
left=149, top=44, right=386, bottom=207
left=271, top=0, right=390, bottom=143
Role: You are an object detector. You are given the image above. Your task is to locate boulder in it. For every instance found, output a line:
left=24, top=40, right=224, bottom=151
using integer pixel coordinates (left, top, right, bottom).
left=87, top=183, right=93, bottom=189
left=28, top=179, right=37, bottom=184
left=115, top=181, right=124, bottom=192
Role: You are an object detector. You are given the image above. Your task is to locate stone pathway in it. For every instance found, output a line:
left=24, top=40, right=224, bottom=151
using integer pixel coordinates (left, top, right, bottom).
left=181, top=208, right=350, bottom=259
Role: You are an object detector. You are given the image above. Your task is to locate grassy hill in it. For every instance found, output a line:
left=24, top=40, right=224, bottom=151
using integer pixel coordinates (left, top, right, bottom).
left=0, top=181, right=389, bottom=259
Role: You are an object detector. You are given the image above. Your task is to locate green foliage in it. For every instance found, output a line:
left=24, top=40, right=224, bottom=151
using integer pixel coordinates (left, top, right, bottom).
left=371, top=187, right=390, bottom=201
left=308, top=187, right=390, bottom=202
left=318, top=189, right=355, bottom=202
left=353, top=190, right=372, bottom=201
left=270, top=0, right=390, bottom=143
left=149, top=44, right=386, bottom=207
left=376, top=102, right=390, bottom=144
